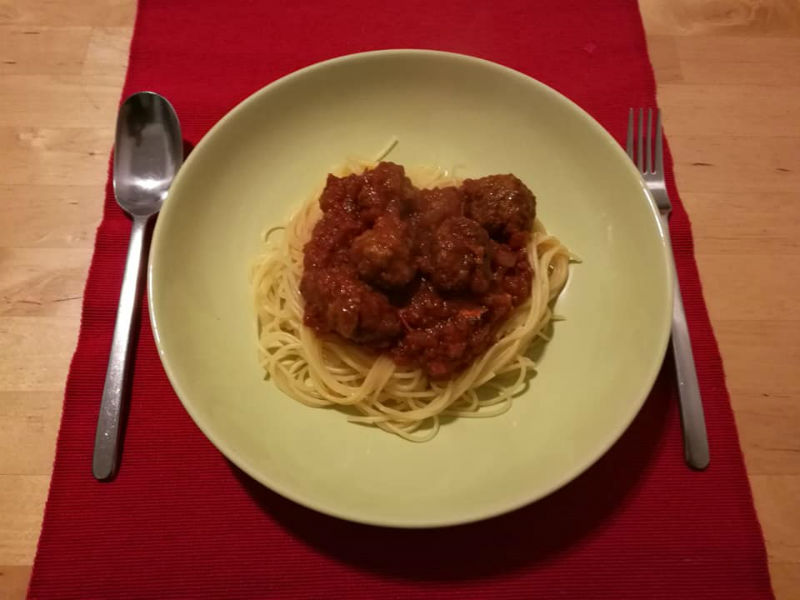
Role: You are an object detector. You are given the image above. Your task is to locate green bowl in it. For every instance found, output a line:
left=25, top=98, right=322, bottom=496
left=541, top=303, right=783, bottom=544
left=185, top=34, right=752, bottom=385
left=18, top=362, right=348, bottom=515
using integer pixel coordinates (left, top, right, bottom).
left=149, top=50, right=671, bottom=528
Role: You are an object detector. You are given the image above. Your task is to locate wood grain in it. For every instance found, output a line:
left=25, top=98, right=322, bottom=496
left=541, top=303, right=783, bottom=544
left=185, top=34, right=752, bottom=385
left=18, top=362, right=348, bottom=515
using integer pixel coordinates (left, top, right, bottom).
left=0, top=10, right=130, bottom=598
left=639, top=1, right=800, bottom=596
left=0, top=0, right=797, bottom=597
left=0, top=26, right=91, bottom=75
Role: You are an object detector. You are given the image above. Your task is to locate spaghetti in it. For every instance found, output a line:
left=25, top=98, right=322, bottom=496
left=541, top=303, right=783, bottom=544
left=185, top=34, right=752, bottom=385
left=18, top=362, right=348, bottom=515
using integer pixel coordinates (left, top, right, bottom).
left=252, top=157, right=572, bottom=441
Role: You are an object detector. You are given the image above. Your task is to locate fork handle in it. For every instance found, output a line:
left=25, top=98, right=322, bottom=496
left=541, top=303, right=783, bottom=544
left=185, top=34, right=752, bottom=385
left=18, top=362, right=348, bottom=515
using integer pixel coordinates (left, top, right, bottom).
left=660, top=213, right=710, bottom=470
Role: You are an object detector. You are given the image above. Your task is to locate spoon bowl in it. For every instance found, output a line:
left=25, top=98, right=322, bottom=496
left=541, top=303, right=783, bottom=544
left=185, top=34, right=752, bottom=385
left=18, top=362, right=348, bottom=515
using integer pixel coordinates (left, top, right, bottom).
left=113, top=92, right=183, bottom=217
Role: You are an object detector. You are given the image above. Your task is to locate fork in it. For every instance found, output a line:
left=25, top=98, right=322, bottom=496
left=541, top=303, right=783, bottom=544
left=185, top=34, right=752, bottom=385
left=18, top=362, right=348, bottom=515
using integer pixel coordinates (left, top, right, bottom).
left=627, top=108, right=710, bottom=470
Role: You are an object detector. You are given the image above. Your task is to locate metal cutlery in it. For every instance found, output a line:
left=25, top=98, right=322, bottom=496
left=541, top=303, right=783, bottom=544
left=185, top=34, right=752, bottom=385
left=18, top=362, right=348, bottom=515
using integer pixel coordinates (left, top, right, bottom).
left=92, top=92, right=183, bottom=480
left=627, top=108, right=710, bottom=471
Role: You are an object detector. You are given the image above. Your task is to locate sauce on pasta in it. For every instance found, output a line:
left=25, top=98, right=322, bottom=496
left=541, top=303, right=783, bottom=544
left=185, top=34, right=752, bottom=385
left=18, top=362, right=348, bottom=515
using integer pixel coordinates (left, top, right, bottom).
left=300, top=162, right=536, bottom=379
left=252, top=156, right=571, bottom=441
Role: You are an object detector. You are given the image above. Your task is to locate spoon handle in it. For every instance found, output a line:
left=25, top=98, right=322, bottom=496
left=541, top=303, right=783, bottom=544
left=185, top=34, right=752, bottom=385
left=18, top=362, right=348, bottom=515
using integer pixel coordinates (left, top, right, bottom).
left=93, top=215, right=149, bottom=480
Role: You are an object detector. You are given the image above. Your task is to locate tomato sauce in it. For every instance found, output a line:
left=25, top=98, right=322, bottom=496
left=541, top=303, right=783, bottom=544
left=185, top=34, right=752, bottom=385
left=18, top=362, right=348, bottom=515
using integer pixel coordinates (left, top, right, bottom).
left=300, top=162, right=535, bottom=379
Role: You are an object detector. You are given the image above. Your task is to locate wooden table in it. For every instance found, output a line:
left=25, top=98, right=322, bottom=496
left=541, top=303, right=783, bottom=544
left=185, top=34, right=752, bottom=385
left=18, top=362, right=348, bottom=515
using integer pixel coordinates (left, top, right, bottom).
left=1, top=1, right=797, bottom=597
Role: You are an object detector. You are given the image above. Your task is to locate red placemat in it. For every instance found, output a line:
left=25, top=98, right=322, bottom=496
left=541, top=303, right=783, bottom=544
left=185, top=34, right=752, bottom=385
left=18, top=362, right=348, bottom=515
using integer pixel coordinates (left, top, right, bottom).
left=29, top=1, right=774, bottom=598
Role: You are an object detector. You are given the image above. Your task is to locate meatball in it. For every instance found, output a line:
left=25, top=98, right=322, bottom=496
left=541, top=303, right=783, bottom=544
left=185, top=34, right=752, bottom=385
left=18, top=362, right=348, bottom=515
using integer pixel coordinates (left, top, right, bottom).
left=318, top=172, right=362, bottom=214
left=462, top=174, right=535, bottom=241
left=303, top=210, right=365, bottom=271
left=350, top=214, right=416, bottom=289
left=413, top=186, right=464, bottom=227
left=410, top=186, right=464, bottom=273
left=357, top=162, right=418, bottom=221
left=300, top=266, right=402, bottom=347
left=428, top=216, right=491, bottom=294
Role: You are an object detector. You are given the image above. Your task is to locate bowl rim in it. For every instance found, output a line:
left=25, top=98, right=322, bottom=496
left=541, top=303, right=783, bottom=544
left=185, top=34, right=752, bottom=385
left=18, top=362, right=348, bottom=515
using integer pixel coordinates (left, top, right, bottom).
left=148, top=48, right=673, bottom=528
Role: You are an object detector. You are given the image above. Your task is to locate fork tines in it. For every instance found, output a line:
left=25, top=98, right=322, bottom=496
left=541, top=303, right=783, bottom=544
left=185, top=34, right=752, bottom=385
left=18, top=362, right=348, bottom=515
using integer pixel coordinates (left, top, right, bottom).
left=626, top=108, right=663, bottom=175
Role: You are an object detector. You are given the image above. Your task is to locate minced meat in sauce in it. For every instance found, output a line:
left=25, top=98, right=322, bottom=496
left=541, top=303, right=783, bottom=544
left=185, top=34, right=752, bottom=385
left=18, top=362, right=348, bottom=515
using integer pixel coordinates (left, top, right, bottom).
left=300, top=162, right=535, bottom=380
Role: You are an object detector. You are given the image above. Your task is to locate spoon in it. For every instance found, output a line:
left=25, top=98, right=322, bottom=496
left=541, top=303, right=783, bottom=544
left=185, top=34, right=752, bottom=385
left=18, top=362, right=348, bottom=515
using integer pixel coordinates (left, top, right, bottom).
left=92, top=91, right=183, bottom=480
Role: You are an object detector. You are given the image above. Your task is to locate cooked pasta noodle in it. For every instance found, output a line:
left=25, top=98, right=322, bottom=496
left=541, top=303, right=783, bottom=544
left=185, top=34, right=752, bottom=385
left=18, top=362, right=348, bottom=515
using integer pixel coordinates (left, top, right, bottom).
left=251, top=154, right=571, bottom=441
